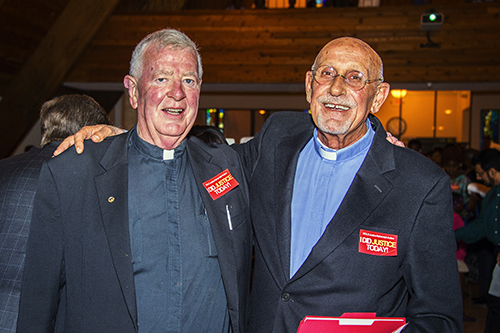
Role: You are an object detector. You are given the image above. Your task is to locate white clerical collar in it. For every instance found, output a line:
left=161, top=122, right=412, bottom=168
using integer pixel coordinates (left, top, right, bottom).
left=163, top=149, right=175, bottom=160
left=316, top=137, right=338, bottom=161
left=313, top=119, right=375, bottom=161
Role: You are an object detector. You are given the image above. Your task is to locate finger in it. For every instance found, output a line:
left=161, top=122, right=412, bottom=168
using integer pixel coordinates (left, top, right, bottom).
left=73, top=126, right=100, bottom=154
left=91, top=126, right=116, bottom=143
left=74, top=131, right=88, bottom=154
left=53, top=136, right=75, bottom=157
left=386, top=132, right=396, bottom=143
left=386, top=132, right=406, bottom=147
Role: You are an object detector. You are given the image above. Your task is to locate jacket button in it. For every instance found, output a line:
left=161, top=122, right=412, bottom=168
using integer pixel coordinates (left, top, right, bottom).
left=281, top=293, right=290, bottom=302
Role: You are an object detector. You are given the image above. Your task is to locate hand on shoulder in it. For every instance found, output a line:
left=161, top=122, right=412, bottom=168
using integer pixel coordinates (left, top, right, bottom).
left=53, top=125, right=125, bottom=157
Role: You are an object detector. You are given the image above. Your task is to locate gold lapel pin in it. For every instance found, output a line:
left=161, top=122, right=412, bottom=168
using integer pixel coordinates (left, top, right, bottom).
left=108, top=197, right=115, bottom=203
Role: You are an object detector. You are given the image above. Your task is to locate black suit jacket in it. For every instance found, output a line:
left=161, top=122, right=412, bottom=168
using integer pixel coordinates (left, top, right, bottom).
left=0, top=144, right=56, bottom=332
left=17, top=132, right=252, bottom=333
left=234, top=112, right=463, bottom=333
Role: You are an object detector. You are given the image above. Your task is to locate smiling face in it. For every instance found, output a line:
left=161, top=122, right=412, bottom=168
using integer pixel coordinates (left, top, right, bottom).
left=124, top=44, right=201, bottom=149
left=305, top=38, right=390, bottom=149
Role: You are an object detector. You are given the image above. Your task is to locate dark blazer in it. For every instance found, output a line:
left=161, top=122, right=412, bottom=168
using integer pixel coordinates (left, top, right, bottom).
left=0, top=144, right=56, bottom=332
left=234, top=112, right=463, bottom=333
left=17, top=132, right=252, bottom=333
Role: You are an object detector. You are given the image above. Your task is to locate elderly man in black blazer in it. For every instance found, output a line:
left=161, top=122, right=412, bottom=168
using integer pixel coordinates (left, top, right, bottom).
left=0, top=94, right=110, bottom=332
left=52, top=37, right=463, bottom=332
left=234, top=37, right=463, bottom=332
left=17, top=29, right=252, bottom=333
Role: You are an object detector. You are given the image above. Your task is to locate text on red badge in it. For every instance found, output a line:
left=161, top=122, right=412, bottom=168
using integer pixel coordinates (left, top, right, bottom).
left=203, top=169, right=240, bottom=200
left=359, top=229, right=398, bottom=256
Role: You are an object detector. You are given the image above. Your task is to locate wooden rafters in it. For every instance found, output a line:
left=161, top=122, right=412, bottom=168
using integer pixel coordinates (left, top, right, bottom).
left=0, top=0, right=122, bottom=158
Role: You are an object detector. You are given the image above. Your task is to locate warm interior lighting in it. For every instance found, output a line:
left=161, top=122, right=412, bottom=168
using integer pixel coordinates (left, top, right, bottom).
left=390, top=89, right=408, bottom=99
left=445, top=109, right=452, bottom=115
left=438, top=126, right=444, bottom=131
left=259, top=110, right=266, bottom=115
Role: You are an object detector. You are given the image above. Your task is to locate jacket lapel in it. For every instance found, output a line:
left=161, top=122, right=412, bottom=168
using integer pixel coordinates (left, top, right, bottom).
left=94, top=133, right=137, bottom=328
left=291, top=116, right=396, bottom=281
left=274, top=125, right=315, bottom=282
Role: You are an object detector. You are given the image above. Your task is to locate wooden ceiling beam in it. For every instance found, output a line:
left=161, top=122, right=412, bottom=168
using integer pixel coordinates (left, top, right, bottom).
left=0, top=0, right=122, bottom=158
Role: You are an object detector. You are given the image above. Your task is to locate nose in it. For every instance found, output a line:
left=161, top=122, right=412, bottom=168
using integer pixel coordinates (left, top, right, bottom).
left=329, top=74, right=346, bottom=97
left=167, top=79, right=186, bottom=101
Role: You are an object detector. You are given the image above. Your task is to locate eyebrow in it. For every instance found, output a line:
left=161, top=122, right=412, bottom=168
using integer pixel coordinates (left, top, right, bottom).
left=154, top=69, right=173, bottom=76
left=183, top=71, right=198, bottom=79
left=319, top=64, right=366, bottom=74
left=153, top=69, right=198, bottom=78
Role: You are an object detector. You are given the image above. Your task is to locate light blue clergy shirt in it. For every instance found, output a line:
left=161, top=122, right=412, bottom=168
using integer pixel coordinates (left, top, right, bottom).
left=290, top=119, right=375, bottom=278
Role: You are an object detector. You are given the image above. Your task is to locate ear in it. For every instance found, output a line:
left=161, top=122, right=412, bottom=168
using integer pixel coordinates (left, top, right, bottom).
left=123, top=75, right=139, bottom=109
left=370, top=82, right=390, bottom=114
left=305, top=71, right=313, bottom=104
left=488, top=167, right=496, bottom=179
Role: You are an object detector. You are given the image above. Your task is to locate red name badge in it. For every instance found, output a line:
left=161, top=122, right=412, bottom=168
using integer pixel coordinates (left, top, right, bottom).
left=359, top=229, right=398, bottom=257
left=203, top=169, right=240, bottom=200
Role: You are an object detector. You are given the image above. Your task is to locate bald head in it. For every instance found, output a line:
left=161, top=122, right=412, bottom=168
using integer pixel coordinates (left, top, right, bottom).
left=313, top=37, right=384, bottom=83
left=305, top=36, right=390, bottom=150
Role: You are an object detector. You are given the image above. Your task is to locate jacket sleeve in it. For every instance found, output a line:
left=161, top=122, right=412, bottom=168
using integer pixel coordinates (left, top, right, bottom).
left=402, top=174, right=464, bottom=332
left=17, top=162, right=65, bottom=332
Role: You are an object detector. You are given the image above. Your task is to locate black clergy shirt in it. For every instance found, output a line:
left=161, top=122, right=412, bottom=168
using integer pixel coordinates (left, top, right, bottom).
left=127, top=128, right=229, bottom=333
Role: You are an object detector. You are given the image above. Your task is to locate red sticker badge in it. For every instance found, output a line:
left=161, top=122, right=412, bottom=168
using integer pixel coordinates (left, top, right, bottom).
left=359, top=229, right=398, bottom=256
left=203, top=169, right=240, bottom=200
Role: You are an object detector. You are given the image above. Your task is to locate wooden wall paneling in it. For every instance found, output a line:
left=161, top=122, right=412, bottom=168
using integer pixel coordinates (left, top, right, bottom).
left=65, top=3, right=500, bottom=87
left=0, top=0, right=70, bottom=96
left=0, top=0, right=123, bottom=158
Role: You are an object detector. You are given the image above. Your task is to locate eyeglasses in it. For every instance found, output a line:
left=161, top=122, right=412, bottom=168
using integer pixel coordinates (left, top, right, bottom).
left=476, top=170, right=487, bottom=178
left=312, top=65, right=383, bottom=91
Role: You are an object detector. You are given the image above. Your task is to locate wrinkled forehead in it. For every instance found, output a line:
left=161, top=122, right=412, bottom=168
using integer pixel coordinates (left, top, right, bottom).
left=316, top=37, right=381, bottom=76
left=142, top=43, right=198, bottom=72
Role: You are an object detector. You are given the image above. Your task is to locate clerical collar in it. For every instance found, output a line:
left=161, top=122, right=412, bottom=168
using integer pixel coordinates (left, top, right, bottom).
left=313, top=118, right=375, bottom=161
left=128, top=127, right=186, bottom=161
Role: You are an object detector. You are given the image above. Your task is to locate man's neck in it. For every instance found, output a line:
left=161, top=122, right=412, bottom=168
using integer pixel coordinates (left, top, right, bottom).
left=317, top=123, right=368, bottom=150
left=137, top=126, right=185, bottom=150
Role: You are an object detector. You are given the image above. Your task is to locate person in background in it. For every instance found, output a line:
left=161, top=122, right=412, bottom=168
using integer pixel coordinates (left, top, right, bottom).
left=407, top=138, right=422, bottom=154
left=464, top=148, right=480, bottom=183
left=461, top=149, right=492, bottom=305
left=452, top=193, right=474, bottom=322
left=442, top=144, right=471, bottom=221
left=0, top=94, right=110, bottom=332
left=426, top=146, right=443, bottom=167
left=17, top=29, right=252, bottom=333
left=455, top=148, right=500, bottom=333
